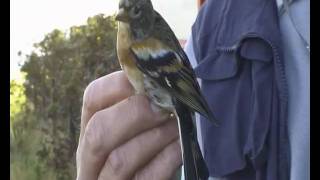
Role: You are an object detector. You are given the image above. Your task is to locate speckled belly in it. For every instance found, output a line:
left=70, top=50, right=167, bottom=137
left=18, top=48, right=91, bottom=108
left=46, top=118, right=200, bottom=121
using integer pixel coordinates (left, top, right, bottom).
left=143, top=74, right=174, bottom=111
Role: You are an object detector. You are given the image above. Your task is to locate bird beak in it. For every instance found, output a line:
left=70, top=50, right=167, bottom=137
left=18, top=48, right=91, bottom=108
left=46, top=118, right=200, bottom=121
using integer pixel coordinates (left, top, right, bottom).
left=115, top=8, right=129, bottom=22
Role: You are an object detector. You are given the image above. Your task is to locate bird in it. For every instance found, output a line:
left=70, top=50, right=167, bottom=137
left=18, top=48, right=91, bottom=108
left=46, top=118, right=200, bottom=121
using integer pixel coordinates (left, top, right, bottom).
left=115, top=0, right=219, bottom=179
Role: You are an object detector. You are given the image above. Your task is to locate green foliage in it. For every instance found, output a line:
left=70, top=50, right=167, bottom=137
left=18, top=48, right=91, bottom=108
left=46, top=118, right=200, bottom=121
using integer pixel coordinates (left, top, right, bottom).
left=11, top=14, right=120, bottom=179
left=10, top=76, right=26, bottom=125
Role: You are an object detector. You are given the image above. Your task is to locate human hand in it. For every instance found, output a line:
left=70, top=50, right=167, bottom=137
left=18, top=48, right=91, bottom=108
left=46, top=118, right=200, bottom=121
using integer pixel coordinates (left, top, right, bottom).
left=76, top=71, right=182, bottom=180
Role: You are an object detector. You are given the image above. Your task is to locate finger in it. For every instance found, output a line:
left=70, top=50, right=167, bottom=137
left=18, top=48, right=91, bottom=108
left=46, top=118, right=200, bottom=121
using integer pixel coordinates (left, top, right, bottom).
left=133, top=139, right=182, bottom=180
left=80, top=70, right=134, bottom=140
left=77, top=95, right=171, bottom=180
left=98, top=119, right=179, bottom=180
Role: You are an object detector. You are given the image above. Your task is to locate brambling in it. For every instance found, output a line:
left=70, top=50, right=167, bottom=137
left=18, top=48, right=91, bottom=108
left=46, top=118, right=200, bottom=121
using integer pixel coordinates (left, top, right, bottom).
left=115, top=0, right=219, bottom=179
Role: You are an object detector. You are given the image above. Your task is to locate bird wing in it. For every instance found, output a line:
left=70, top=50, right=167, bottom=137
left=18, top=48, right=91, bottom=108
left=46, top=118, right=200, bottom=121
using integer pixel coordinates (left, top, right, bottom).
left=130, top=37, right=218, bottom=125
left=152, top=11, right=194, bottom=70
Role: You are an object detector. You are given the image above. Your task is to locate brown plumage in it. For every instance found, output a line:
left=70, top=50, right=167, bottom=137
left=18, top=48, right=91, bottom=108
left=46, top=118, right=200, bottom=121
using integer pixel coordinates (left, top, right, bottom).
left=115, top=0, right=219, bottom=179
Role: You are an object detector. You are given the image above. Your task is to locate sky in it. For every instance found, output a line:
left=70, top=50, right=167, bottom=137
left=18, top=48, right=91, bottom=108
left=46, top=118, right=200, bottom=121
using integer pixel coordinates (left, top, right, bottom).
left=10, top=0, right=198, bottom=80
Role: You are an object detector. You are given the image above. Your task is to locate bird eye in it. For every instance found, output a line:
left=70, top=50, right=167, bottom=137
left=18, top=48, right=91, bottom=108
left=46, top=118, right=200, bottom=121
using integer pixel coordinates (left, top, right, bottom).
left=131, top=6, right=141, bottom=17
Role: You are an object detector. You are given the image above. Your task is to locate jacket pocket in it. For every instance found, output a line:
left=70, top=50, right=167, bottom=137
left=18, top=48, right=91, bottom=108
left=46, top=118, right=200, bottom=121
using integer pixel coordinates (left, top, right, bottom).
left=194, top=35, right=273, bottom=81
left=194, top=51, right=239, bottom=81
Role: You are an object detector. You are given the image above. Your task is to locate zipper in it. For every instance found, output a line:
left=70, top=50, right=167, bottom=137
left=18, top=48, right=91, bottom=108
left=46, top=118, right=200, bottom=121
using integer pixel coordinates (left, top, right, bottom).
left=239, top=33, right=290, bottom=180
left=216, top=45, right=238, bottom=54
left=213, top=32, right=290, bottom=179
left=215, top=32, right=288, bottom=102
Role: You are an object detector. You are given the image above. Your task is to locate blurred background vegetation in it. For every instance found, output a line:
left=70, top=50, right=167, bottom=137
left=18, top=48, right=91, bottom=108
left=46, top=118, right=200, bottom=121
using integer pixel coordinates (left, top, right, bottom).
left=10, top=13, right=182, bottom=180
left=10, top=14, right=121, bottom=179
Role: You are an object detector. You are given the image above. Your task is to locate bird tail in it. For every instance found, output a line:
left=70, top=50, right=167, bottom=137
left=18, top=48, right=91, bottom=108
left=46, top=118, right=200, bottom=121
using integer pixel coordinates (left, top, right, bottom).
left=174, top=101, right=209, bottom=180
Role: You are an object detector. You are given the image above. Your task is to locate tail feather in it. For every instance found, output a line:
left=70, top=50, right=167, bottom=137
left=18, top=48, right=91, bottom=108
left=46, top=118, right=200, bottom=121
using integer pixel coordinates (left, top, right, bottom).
left=174, top=101, right=209, bottom=180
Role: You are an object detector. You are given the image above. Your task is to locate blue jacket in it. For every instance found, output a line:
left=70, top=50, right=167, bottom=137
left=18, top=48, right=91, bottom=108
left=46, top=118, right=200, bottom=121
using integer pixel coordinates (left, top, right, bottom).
left=278, top=0, right=310, bottom=179
left=191, top=0, right=290, bottom=179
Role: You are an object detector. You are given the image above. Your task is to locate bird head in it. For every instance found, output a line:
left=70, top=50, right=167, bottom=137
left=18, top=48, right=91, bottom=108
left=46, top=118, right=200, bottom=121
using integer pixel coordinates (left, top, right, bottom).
left=116, top=0, right=155, bottom=41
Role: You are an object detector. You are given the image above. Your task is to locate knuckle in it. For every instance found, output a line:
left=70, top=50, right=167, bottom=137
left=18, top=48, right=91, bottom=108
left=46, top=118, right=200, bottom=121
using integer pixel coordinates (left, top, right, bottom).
left=83, top=113, right=105, bottom=154
left=83, top=80, right=99, bottom=113
left=105, top=149, right=127, bottom=176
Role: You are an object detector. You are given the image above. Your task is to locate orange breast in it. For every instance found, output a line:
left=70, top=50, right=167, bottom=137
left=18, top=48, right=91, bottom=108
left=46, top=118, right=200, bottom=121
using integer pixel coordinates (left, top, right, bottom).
left=117, top=23, right=136, bottom=68
left=116, top=22, right=145, bottom=93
